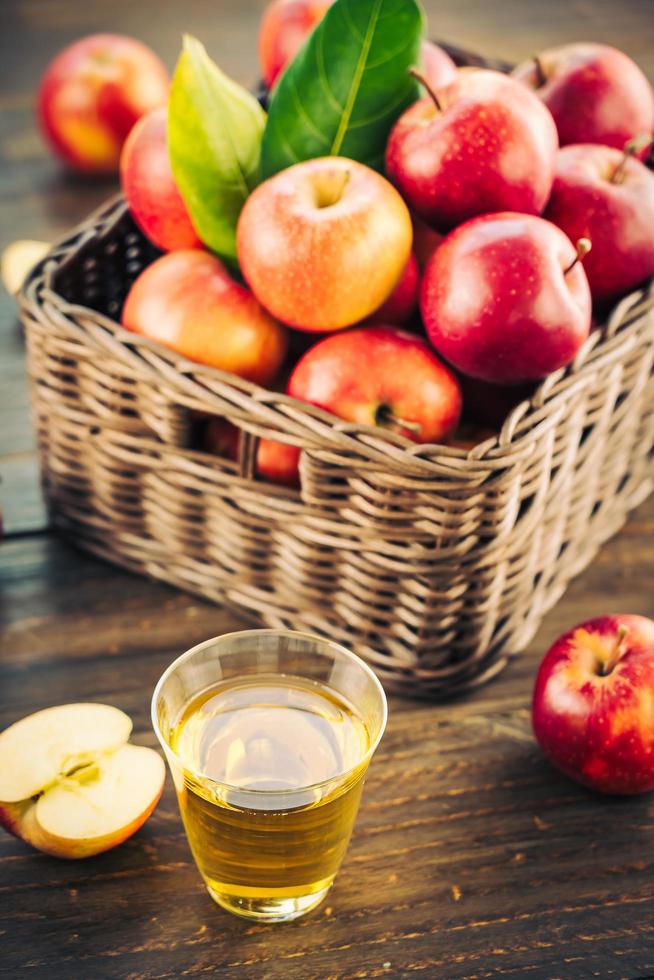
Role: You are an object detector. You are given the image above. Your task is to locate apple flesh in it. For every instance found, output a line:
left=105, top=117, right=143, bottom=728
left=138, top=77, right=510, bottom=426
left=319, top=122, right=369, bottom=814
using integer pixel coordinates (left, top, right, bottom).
left=533, top=615, right=654, bottom=795
left=288, top=326, right=462, bottom=443
left=385, top=69, right=558, bottom=232
left=237, top=157, right=412, bottom=332
left=120, top=107, right=201, bottom=252
left=420, top=212, right=592, bottom=384
left=0, top=703, right=165, bottom=858
left=512, top=43, right=654, bottom=154
left=37, top=33, right=169, bottom=174
left=544, top=143, right=654, bottom=305
left=122, top=250, right=288, bottom=385
left=258, top=0, right=332, bottom=89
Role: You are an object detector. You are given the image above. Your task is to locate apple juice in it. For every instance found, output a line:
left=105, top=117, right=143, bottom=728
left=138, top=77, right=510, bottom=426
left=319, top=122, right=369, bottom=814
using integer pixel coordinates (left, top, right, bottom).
left=170, top=674, right=371, bottom=917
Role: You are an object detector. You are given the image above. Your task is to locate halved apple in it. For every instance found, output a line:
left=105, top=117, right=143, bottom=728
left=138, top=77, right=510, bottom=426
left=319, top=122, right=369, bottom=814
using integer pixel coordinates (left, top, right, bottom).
left=0, top=703, right=165, bottom=858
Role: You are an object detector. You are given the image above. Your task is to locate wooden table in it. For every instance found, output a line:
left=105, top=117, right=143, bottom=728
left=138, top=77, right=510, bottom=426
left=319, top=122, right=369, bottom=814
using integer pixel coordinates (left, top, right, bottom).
left=2, top=2, right=654, bottom=977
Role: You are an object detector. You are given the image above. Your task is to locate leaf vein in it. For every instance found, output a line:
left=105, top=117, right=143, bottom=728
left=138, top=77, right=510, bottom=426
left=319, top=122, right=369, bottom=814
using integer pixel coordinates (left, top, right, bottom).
left=330, top=0, right=383, bottom=156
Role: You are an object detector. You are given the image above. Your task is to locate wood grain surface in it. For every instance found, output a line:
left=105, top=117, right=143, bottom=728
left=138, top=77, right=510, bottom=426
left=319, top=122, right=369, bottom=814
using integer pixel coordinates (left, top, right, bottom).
left=1, top=1, right=654, bottom=977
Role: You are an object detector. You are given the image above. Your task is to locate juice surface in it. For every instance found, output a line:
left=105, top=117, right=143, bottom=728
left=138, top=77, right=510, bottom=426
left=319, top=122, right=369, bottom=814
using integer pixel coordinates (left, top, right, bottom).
left=173, top=673, right=370, bottom=794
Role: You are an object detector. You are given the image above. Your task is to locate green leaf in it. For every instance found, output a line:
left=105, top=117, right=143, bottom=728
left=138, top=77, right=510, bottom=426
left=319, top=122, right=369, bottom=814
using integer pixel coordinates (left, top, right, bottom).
left=168, top=35, right=266, bottom=262
left=261, top=0, right=424, bottom=179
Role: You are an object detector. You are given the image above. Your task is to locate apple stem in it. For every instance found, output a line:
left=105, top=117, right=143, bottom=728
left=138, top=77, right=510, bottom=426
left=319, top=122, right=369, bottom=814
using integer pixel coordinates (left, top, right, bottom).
left=375, top=403, right=422, bottom=435
left=602, top=624, right=629, bottom=676
left=533, top=54, right=546, bottom=87
left=409, top=67, right=442, bottom=111
left=563, top=238, right=592, bottom=275
left=611, top=134, right=653, bottom=184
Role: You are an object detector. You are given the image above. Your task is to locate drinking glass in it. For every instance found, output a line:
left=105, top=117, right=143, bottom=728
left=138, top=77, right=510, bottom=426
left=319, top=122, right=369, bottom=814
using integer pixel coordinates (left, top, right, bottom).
left=152, top=629, right=387, bottom=922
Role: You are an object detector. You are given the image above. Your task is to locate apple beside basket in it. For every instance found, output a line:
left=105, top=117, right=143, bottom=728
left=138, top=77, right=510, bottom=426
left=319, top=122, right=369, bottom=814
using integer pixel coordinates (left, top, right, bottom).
left=19, top=43, right=654, bottom=699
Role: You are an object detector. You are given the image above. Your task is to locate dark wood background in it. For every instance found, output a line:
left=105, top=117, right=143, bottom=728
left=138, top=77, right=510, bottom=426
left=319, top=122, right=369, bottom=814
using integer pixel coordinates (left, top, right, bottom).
left=2, top=2, right=654, bottom=977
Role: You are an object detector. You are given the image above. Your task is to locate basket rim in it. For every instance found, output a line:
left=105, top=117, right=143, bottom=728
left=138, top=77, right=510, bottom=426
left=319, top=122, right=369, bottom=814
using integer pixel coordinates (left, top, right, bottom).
left=20, top=195, right=654, bottom=479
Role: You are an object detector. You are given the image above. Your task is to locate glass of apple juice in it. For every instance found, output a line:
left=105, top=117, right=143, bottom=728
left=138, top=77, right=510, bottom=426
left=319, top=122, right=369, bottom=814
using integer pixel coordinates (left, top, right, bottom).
left=152, top=629, right=387, bottom=922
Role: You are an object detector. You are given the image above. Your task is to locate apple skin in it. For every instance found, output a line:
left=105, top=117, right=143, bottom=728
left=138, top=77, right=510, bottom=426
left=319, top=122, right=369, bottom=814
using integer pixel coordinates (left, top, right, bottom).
left=544, top=143, right=654, bottom=305
left=385, top=69, right=558, bottom=233
left=204, top=419, right=301, bottom=487
left=458, top=375, right=535, bottom=429
left=258, top=0, right=333, bottom=89
left=120, top=107, right=201, bottom=252
left=421, top=41, right=457, bottom=91
left=421, top=212, right=592, bottom=384
left=411, top=213, right=444, bottom=270
left=288, top=326, right=462, bottom=443
left=512, top=43, right=654, bottom=155
left=257, top=440, right=302, bottom=487
left=37, top=33, right=169, bottom=174
left=237, top=157, right=413, bottom=332
left=122, top=251, right=288, bottom=385
left=533, top=614, right=654, bottom=795
left=365, top=251, right=419, bottom=326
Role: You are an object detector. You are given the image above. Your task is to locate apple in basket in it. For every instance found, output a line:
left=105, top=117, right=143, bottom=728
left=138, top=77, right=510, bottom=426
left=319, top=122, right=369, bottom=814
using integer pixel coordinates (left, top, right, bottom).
left=544, top=140, right=654, bottom=305
left=37, top=33, right=169, bottom=173
left=385, top=68, right=558, bottom=232
left=421, top=212, right=592, bottom=384
left=120, top=106, right=201, bottom=252
left=248, top=326, right=462, bottom=486
left=257, top=0, right=456, bottom=94
left=512, top=43, right=654, bottom=154
left=0, top=704, right=165, bottom=857
left=258, top=0, right=333, bottom=89
left=204, top=418, right=302, bottom=488
left=533, top=615, right=654, bottom=795
left=288, top=326, right=462, bottom=442
left=121, top=250, right=288, bottom=385
left=364, top=251, right=420, bottom=326
left=237, top=157, right=413, bottom=332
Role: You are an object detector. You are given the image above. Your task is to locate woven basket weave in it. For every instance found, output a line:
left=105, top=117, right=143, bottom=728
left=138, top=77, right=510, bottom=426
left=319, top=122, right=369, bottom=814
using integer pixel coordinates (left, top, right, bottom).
left=19, top=194, right=654, bottom=696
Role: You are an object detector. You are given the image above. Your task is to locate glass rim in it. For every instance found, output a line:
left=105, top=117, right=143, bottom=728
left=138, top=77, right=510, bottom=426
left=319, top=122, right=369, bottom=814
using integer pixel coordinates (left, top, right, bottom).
left=151, top=628, right=388, bottom=798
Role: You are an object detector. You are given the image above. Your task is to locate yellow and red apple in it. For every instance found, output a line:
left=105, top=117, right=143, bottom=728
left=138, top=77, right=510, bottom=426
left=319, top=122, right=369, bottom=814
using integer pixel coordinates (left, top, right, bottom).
left=121, top=250, right=288, bottom=385
left=0, top=703, right=165, bottom=858
left=37, top=33, right=170, bottom=174
left=237, top=157, right=413, bottom=332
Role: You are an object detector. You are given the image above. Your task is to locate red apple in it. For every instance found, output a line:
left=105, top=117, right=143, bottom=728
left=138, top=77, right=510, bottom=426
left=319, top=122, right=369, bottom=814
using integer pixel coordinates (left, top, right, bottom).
left=365, top=251, right=419, bottom=326
left=421, top=41, right=457, bottom=91
left=37, top=34, right=169, bottom=174
left=258, top=0, right=332, bottom=89
left=512, top=43, right=654, bottom=154
left=205, top=418, right=301, bottom=487
left=385, top=69, right=558, bottom=232
left=122, top=250, right=288, bottom=385
left=288, top=326, right=462, bottom=443
left=544, top=142, right=654, bottom=305
left=533, top=615, right=654, bottom=795
left=421, top=212, right=592, bottom=384
left=120, top=107, right=201, bottom=251
left=458, top=375, right=535, bottom=429
left=411, top=213, right=444, bottom=270
left=0, top=704, right=165, bottom=857
left=237, top=157, right=412, bottom=332
left=257, top=440, right=302, bottom=487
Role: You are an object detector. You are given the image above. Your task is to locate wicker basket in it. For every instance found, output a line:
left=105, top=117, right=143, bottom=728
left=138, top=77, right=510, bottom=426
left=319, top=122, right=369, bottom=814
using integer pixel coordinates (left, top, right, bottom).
left=19, top=195, right=654, bottom=697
